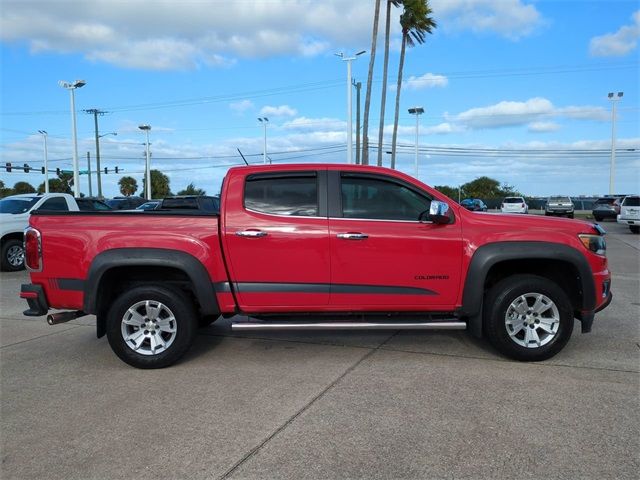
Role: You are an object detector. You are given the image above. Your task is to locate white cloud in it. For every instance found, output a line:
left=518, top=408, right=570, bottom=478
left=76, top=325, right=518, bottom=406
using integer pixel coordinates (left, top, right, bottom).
left=527, top=121, right=560, bottom=133
left=229, top=100, right=254, bottom=114
left=282, top=117, right=346, bottom=131
left=259, top=105, right=298, bottom=118
left=404, top=73, right=448, bottom=90
left=451, top=98, right=609, bottom=130
left=431, top=0, right=543, bottom=40
left=590, top=10, right=640, bottom=57
left=425, top=122, right=463, bottom=135
left=0, top=0, right=547, bottom=70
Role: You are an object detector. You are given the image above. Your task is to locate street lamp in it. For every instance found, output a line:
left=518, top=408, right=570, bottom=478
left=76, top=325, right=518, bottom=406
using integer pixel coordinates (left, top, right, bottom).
left=37, top=130, right=49, bottom=193
left=59, top=80, right=86, bottom=196
left=258, top=117, right=269, bottom=164
left=139, top=125, right=151, bottom=200
left=607, top=92, right=623, bottom=195
left=408, top=107, right=424, bottom=179
left=335, top=50, right=366, bottom=164
left=95, top=132, right=116, bottom=198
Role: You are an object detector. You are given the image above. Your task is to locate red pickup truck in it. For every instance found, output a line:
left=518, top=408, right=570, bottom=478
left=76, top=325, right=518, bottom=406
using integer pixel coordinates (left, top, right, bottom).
left=21, top=164, right=612, bottom=368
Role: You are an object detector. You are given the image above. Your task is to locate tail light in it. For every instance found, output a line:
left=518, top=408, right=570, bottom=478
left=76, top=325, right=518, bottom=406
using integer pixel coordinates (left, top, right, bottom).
left=24, top=227, right=42, bottom=272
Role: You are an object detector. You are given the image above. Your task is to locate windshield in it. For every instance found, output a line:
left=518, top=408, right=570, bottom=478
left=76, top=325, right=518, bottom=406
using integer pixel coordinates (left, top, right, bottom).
left=623, top=196, right=640, bottom=206
left=504, top=197, right=524, bottom=203
left=0, top=197, right=39, bottom=214
left=549, top=197, right=570, bottom=203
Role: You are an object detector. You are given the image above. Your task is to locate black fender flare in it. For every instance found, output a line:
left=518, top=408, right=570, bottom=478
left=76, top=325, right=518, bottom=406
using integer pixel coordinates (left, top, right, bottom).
left=84, top=248, right=221, bottom=336
left=459, top=242, right=595, bottom=337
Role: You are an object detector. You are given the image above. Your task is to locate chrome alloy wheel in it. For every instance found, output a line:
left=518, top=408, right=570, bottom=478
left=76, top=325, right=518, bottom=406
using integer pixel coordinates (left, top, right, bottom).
left=7, top=245, right=24, bottom=267
left=121, top=300, right=177, bottom=356
left=505, top=293, right=560, bottom=348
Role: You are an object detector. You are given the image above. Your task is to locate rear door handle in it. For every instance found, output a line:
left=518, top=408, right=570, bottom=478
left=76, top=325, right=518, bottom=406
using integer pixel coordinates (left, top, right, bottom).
left=236, top=230, right=268, bottom=238
left=337, top=232, right=369, bottom=240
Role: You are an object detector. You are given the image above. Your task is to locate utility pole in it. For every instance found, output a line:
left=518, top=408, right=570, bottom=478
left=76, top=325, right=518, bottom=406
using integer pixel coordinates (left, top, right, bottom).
left=408, top=107, right=424, bottom=178
left=86, top=151, right=93, bottom=197
left=336, top=51, right=366, bottom=164
left=258, top=118, right=269, bottom=164
left=38, top=130, right=49, bottom=193
left=353, top=80, right=362, bottom=165
left=85, top=109, right=106, bottom=198
left=607, top=92, right=623, bottom=195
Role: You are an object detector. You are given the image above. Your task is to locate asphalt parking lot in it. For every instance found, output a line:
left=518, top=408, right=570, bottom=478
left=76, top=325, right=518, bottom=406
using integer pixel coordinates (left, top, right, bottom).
left=1, top=221, right=638, bottom=480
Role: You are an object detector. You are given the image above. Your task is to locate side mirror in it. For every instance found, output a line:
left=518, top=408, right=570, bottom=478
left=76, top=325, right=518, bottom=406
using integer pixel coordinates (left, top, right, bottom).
left=419, top=201, right=450, bottom=224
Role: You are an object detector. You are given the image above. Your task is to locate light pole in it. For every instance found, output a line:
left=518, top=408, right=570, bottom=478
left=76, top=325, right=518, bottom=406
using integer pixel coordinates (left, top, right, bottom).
left=258, top=117, right=269, bottom=164
left=608, top=92, right=623, bottom=195
left=139, top=125, right=151, bottom=200
left=335, top=50, right=366, bottom=164
left=59, top=80, right=86, bottom=196
left=37, top=130, right=49, bottom=193
left=408, top=107, right=424, bottom=179
left=97, top=132, right=116, bottom=197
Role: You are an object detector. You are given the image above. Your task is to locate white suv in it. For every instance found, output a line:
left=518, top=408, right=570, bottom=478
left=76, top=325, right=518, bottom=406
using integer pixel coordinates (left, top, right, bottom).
left=617, top=195, right=640, bottom=234
left=501, top=196, right=528, bottom=214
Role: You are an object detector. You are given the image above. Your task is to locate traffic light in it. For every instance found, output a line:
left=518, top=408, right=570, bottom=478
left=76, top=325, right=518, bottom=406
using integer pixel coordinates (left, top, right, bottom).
left=5, top=162, right=11, bottom=172
left=56, top=168, right=61, bottom=175
left=104, top=167, right=108, bottom=174
left=115, top=166, right=119, bottom=173
left=24, top=163, right=30, bottom=173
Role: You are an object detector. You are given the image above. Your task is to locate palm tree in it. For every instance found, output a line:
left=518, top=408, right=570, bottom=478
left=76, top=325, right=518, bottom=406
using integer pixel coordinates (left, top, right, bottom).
left=361, top=0, right=381, bottom=165
left=390, top=0, right=436, bottom=169
left=377, top=0, right=401, bottom=167
left=118, top=176, right=138, bottom=196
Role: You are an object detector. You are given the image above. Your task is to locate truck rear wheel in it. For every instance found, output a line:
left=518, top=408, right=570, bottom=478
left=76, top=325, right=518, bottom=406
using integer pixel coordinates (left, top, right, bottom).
left=483, top=275, right=573, bottom=361
left=106, top=285, right=197, bottom=368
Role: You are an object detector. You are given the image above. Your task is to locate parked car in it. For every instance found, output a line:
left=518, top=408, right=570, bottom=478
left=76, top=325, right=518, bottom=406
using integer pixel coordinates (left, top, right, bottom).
left=501, top=196, right=528, bottom=214
left=160, top=195, right=220, bottom=213
left=545, top=196, right=574, bottom=218
left=135, top=201, right=161, bottom=211
left=75, top=197, right=112, bottom=211
left=22, top=164, right=611, bottom=368
left=106, top=196, right=147, bottom=210
left=0, top=193, right=80, bottom=271
left=592, top=197, right=622, bottom=222
left=617, top=195, right=639, bottom=233
left=460, top=198, right=488, bottom=212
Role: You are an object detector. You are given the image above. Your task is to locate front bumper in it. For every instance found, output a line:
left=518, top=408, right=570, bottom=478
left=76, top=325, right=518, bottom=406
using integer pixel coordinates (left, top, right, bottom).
left=20, top=284, right=49, bottom=316
left=617, top=217, right=639, bottom=225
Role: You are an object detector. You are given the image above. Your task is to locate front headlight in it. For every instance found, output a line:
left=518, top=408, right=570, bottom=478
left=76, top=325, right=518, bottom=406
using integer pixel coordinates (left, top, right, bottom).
left=579, top=234, right=606, bottom=256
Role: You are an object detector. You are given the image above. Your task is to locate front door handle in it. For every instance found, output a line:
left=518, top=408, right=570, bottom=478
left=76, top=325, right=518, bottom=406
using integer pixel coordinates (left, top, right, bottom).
left=337, top=232, right=369, bottom=240
left=236, top=230, right=268, bottom=238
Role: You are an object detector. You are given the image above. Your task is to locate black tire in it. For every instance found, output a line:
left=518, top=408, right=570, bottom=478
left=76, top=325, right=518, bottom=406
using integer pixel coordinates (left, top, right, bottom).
left=106, top=285, right=197, bottom=369
left=483, top=274, right=573, bottom=361
left=1, top=238, right=25, bottom=272
left=630, top=226, right=640, bottom=234
left=544, top=212, right=550, bottom=216
left=568, top=213, right=574, bottom=219
left=593, top=215, right=602, bottom=222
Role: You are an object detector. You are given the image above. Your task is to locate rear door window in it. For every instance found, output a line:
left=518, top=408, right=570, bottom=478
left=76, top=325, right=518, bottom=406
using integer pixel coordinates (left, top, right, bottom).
left=38, top=197, right=69, bottom=211
left=244, top=173, right=318, bottom=217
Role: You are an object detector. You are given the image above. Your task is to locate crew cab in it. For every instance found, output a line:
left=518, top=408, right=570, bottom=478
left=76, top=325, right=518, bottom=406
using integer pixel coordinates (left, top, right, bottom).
left=20, top=164, right=612, bottom=368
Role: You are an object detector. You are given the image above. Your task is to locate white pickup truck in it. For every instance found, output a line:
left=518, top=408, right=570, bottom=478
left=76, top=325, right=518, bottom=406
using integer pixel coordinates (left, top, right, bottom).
left=1, top=193, right=82, bottom=271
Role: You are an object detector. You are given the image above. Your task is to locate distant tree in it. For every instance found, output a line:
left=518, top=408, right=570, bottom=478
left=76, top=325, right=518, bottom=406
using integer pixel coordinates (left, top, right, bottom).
left=118, top=176, right=138, bottom=196
left=460, top=176, right=522, bottom=199
left=0, top=180, right=12, bottom=197
left=37, top=172, right=73, bottom=194
left=12, top=181, right=36, bottom=194
left=177, top=182, right=206, bottom=196
left=141, top=169, right=171, bottom=199
left=434, top=185, right=459, bottom=201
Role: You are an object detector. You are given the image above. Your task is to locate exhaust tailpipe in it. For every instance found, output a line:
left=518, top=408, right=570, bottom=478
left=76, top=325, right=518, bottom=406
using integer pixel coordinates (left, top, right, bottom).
left=47, top=311, right=86, bottom=325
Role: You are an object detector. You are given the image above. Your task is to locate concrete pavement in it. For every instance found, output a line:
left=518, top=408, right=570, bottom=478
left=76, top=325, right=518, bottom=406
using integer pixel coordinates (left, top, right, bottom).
left=1, top=221, right=638, bottom=479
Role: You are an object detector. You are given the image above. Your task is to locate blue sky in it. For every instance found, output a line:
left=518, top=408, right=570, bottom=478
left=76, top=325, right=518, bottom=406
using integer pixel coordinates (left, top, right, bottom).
left=1, top=0, right=638, bottom=198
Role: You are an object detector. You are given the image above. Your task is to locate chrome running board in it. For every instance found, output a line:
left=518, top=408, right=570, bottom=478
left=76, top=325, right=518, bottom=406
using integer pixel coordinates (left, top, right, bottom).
left=231, top=321, right=466, bottom=331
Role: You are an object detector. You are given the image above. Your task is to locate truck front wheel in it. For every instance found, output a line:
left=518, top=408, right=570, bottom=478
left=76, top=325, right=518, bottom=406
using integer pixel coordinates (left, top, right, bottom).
left=483, top=275, right=573, bottom=361
left=106, top=285, right=197, bottom=368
